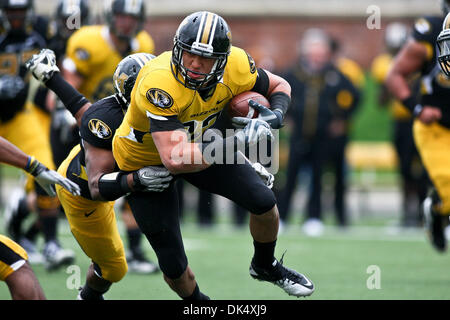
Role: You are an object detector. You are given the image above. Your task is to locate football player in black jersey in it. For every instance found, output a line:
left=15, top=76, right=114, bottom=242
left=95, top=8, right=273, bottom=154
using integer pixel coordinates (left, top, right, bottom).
left=6, top=0, right=90, bottom=269
left=386, top=1, right=450, bottom=252
left=0, top=136, right=79, bottom=300
left=27, top=49, right=171, bottom=300
left=0, top=0, right=76, bottom=269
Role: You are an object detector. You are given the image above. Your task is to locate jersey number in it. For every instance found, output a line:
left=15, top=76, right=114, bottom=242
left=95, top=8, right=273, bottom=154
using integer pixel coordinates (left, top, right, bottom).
left=183, top=111, right=221, bottom=141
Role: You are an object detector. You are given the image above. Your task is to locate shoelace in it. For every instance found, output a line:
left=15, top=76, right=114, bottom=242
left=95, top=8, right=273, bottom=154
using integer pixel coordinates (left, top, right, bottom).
left=276, top=250, right=303, bottom=283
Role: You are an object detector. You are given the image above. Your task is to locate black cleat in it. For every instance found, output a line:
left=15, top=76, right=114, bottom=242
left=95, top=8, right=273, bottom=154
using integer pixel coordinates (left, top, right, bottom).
left=423, top=197, right=447, bottom=252
left=249, top=253, right=314, bottom=297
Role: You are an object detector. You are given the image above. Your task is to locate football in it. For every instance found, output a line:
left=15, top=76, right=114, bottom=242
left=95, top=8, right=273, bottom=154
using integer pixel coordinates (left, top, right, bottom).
left=227, top=91, right=270, bottom=119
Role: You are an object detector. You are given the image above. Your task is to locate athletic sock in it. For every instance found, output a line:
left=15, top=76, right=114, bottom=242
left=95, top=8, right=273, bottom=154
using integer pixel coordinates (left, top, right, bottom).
left=182, top=283, right=210, bottom=300
left=80, top=284, right=105, bottom=300
left=24, top=220, right=40, bottom=242
left=127, top=227, right=142, bottom=256
left=252, top=240, right=276, bottom=268
left=40, top=216, right=57, bottom=243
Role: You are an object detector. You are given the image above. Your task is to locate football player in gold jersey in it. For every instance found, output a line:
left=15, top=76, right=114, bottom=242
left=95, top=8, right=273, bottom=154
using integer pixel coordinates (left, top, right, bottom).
left=113, top=11, right=315, bottom=299
left=387, top=3, right=450, bottom=251
left=62, top=0, right=158, bottom=273
left=372, top=22, right=428, bottom=228
left=0, top=136, right=80, bottom=300
left=62, top=0, right=154, bottom=101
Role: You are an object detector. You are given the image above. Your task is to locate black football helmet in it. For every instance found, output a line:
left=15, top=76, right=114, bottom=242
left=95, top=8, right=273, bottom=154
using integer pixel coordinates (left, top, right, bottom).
left=55, top=0, right=89, bottom=38
left=104, top=0, right=145, bottom=41
left=384, top=22, right=408, bottom=55
left=171, top=11, right=232, bottom=90
left=113, top=52, right=155, bottom=108
left=438, top=12, right=450, bottom=76
left=0, top=0, right=34, bottom=33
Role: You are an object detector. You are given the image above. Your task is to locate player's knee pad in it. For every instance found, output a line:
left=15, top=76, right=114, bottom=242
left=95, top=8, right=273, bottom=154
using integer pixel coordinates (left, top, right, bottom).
left=98, top=258, right=128, bottom=283
left=245, top=184, right=277, bottom=215
left=34, top=182, right=60, bottom=210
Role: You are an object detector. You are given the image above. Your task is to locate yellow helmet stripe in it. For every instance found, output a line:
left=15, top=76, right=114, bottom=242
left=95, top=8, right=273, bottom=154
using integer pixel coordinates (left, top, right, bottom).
left=200, top=12, right=216, bottom=44
left=445, top=13, right=450, bottom=30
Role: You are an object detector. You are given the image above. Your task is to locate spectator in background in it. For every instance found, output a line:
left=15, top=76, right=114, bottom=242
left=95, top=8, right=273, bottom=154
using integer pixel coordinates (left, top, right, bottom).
left=277, top=28, right=359, bottom=236
left=325, top=37, right=363, bottom=227
left=371, top=22, right=429, bottom=227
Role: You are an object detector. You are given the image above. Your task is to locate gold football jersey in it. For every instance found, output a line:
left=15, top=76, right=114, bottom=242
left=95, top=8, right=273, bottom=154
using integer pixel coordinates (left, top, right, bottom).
left=113, top=46, right=258, bottom=171
left=65, top=25, right=154, bottom=101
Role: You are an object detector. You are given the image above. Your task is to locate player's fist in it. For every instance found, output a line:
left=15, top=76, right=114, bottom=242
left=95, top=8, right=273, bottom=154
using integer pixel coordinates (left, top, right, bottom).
left=133, top=166, right=173, bottom=192
left=418, top=106, right=442, bottom=125
left=249, top=100, right=283, bottom=129
left=233, top=117, right=274, bottom=147
left=25, top=49, right=60, bottom=83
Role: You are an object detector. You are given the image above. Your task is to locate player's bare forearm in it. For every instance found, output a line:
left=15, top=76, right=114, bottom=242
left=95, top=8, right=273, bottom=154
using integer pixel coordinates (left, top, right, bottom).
left=386, top=40, right=427, bottom=100
left=152, top=130, right=210, bottom=175
left=265, top=69, right=291, bottom=97
left=83, top=141, right=118, bottom=200
left=0, top=137, right=30, bottom=170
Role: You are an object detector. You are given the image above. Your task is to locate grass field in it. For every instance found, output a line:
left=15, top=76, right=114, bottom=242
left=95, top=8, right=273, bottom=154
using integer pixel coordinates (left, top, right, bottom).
left=1, top=209, right=449, bottom=301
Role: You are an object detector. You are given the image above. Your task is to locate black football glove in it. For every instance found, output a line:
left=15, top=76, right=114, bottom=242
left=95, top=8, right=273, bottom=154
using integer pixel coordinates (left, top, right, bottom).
left=248, top=99, right=283, bottom=129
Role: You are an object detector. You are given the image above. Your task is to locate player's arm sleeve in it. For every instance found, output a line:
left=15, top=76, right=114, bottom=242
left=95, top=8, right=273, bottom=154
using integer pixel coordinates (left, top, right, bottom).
left=79, top=108, right=115, bottom=150
left=251, top=68, right=270, bottom=96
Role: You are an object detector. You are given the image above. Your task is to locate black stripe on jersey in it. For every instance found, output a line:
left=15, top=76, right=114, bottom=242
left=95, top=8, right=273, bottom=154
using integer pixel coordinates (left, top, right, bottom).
left=0, top=241, right=24, bottom=266
left=251, top=68, right=270, bottom=97
left=149, top=116, right=185, bottom=133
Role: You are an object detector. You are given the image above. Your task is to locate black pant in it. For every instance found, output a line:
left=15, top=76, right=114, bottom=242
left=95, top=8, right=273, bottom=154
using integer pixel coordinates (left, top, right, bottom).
left=197, top=190, right=248, bottom=226
left=278, top=137, right=327, bottom=222
left=393, top=120, right=429, bottom=225
left=325, top=135, right=349, bottom=226
left=127, top=162, right=276, bottom=279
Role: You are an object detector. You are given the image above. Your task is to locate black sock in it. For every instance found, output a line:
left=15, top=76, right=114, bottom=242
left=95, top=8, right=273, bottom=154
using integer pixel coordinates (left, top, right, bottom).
left=10, top=197, right=31, bottom=240
left=127, top=228, right=142, bottom=255
left=182, top=284, right=210, bottom=300
left=40, top=216, right=57, bottom=243
left=253, top=240, right=276, bottom=268
left=17, top=197, right=30, bottom=219
left=80, top=284, right=105, bottom=300
left=24, top=221, right=40, bottom=242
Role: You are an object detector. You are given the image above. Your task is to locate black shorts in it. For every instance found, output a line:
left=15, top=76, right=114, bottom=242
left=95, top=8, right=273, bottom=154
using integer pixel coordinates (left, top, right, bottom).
left=126, top=162, right=276, bottom=279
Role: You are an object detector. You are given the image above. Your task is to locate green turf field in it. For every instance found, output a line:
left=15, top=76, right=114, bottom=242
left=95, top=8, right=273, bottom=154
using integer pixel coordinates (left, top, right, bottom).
left=1, top=210, right=449, bottom=300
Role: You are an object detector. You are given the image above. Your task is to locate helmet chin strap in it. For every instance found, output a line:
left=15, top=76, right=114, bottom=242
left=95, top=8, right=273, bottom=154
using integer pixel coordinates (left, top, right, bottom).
left=180, top=54, right=219, bottom=89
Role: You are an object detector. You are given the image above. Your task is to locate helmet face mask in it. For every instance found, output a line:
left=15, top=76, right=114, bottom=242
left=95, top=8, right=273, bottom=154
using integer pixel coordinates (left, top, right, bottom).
left=437, top=29, right=450, bottom=77
left=105, top=0, right=145, bottom=41
left=113, top=52, right=155, bottom=108
left=171, top=11, right=231, bottom=90
left=55, top=0, right=89, bottom=39
left=0, top=0, right=34, bottom=33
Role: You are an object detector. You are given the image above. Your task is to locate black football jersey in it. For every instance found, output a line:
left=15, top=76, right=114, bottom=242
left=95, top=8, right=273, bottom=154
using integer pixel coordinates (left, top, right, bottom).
left=412, top=15, right=450, bottom=127
left=0, top=30, right=46, bottom=122
left=67, top=95, right=125, bottom=199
